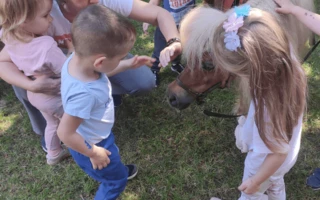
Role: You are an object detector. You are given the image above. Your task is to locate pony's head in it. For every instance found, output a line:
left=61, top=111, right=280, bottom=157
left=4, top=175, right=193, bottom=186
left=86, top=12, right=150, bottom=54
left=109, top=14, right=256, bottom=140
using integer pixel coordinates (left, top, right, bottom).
left=167, top=6, right=231, bottom=109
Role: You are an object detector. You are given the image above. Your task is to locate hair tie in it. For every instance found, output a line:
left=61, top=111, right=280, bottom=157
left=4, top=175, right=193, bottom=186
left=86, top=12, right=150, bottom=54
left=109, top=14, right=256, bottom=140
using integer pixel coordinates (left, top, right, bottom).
left=223, top=5, right=251, bottom=51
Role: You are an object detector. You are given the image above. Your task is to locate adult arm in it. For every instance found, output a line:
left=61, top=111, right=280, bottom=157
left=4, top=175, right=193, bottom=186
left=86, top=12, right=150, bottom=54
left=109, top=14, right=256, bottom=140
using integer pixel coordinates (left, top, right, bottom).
left=274, top=0, right=320, bottom=35
left=0, top=49, right=60, bottom=94
left=129, top=0, right=182, bottom=67
left=142, top=0, right=161, bottom=34
left=57, top=113, right=111, bottom=170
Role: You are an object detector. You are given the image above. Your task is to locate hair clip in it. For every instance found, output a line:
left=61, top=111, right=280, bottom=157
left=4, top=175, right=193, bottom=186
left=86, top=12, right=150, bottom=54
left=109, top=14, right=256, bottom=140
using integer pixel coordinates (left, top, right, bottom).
left=223, top=5, right=251, bottom=51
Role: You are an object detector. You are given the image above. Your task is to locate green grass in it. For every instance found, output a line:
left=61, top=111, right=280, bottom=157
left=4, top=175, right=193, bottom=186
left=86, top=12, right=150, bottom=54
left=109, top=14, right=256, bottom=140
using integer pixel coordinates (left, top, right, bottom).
left=1, top=2, right=320, bottom=200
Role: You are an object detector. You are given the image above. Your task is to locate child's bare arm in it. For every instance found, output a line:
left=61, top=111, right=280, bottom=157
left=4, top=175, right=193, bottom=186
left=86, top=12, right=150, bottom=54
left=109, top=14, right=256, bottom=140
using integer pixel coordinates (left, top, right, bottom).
left=57, top=113, right=111, bottom=170
left=106, top=55, right=155, bottom=77
left=238, top=153, right=287, bottom=194
left=274, top=0, right=320, bottom=35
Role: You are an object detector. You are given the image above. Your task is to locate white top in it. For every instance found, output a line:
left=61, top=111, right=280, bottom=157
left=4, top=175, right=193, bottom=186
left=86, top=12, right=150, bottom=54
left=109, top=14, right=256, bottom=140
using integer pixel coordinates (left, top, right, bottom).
left=48, top=0, right=134, bottom=49
left=236, top=101, right=303, bottom=179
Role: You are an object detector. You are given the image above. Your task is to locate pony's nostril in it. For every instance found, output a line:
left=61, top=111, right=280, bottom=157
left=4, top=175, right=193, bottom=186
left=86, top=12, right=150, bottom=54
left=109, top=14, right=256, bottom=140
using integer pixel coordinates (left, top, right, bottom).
left=169, top=95, right=178, bottom=107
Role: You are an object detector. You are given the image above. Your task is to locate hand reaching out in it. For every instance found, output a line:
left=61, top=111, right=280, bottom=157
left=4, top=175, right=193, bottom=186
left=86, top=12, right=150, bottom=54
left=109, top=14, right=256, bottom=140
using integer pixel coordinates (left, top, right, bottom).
left=126, top=55, right=156, bottom=69
left=89, top=145, right=112, bottom=170
left=159, top=42, right=182, bottom=67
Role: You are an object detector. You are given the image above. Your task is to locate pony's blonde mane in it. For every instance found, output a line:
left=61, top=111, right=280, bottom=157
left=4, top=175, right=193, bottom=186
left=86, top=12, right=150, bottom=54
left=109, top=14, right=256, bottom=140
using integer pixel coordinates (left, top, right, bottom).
left=180, top=6, right=227, bottom=70
left=180, top=0, right=314, bottom=112
left=181, top=0, right=314, bottom=70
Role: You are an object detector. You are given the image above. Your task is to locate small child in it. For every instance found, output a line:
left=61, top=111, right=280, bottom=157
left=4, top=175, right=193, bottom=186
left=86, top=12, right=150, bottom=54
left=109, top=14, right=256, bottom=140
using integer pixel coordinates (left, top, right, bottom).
left=0, top=0, right=69, bottom=165
left=143, top=0, right=195, bottom=86
left=57, top=5, right=154, bottom=199
left=274, top=0, right=320, bottom=190
left=209, top=5, right=307, bottom=199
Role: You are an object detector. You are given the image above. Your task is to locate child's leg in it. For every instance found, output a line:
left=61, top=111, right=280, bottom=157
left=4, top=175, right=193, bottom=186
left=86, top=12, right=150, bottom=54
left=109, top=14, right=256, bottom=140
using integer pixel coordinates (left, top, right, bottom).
left=239, top=153, right=271, bottom=200
left=266, top=178, right=286, bottom=200
left=40, top=111, right=62, bottom=157
left=12, top=86, right=46, bottom=136
left=69, top=133, right=128, bottom=200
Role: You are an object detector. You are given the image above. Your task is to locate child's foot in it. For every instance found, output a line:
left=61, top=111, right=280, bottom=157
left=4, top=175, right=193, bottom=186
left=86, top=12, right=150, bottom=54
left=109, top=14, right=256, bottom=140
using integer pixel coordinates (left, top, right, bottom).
left=126, top=164, right=138, bottom=180
left=306, top=168, right=320, bottom=190
left=47, top=147, right=70, bottom=165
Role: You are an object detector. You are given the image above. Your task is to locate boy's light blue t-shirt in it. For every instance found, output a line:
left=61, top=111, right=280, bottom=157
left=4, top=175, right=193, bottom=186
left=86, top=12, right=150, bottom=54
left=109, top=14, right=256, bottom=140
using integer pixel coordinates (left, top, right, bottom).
left=61, top=55, right=114, bottom=145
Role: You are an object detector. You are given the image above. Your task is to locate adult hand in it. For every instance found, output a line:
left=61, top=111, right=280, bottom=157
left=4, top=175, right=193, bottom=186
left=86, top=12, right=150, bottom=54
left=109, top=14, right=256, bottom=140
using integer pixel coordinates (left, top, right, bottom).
left=273, top=0, right=295, bottom=14
left=159, top=42, right=182, bottom=67
left=238, top=177, right=260, bottom=195
left=89, top=145, right=111, bottom=170
left=143, top=23, right=150, bottom=35
left=31, top=75, right=61, bottom=95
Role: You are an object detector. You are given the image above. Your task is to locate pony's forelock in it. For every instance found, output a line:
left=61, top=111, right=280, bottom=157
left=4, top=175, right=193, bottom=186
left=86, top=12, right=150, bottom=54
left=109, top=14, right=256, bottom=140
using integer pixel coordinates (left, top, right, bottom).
left=180, top=6, right=227, bottom=70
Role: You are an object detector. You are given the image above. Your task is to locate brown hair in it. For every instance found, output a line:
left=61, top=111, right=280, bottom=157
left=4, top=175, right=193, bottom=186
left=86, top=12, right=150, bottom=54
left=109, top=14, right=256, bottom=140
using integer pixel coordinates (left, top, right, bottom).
left=213, top=9, right=307, bottom=153
left=0, top=0, right=43, bottom=42
left=71, top=4, right=136, bottom=58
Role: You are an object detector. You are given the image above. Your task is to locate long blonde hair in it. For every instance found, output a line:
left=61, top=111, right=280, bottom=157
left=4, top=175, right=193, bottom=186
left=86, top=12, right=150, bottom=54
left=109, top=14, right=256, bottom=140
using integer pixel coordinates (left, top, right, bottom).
left=213, top=9, right=307, bottom=153
left=0, top=0, right=44, bottom=42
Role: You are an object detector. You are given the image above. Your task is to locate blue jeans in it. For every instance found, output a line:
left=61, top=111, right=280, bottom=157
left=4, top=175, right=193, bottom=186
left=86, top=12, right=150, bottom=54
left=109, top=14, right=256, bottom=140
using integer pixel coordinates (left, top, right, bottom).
left=151, top=27, right=167, bottom=72
left=69, top=133, right=128, bottom=200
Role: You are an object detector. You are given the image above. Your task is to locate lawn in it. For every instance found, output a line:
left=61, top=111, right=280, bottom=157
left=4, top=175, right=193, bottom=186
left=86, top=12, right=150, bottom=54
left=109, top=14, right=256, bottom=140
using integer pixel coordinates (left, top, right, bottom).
left=1, top=1, right=320, bottom=200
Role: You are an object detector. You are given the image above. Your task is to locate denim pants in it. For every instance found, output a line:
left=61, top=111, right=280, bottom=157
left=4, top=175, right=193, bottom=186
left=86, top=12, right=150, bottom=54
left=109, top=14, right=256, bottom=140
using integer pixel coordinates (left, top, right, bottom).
left=69, top=133, right=128, bottom=200
left=151, top=27, right=167, bottom=72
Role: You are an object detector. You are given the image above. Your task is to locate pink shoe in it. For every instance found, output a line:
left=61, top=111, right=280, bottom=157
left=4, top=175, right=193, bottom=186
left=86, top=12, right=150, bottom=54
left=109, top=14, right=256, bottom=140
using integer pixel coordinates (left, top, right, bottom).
left=47, top=147, right=70, bottom=165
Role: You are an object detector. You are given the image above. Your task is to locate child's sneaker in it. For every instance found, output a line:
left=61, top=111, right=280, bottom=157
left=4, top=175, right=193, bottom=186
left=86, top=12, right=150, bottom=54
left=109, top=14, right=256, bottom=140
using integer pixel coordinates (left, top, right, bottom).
left=47, top=147, right=70, bottom=165
left=306, top=168, right=320, bottom=190
left=126, top=164, right=138, bottom=180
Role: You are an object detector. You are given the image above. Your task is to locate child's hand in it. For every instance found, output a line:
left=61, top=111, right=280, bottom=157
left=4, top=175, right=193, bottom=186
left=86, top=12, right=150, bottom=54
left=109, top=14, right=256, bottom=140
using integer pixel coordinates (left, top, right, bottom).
left=238, top=177, right=260, bottom=194
left=89, top=145, right=112, bottom=170
left=126, top=55, right=156, bottom=69
left=143, top=23, right=150, bottom=35
left=274, top=0, right=295, bottom=14
left=159, top=42, right=182, bottom=67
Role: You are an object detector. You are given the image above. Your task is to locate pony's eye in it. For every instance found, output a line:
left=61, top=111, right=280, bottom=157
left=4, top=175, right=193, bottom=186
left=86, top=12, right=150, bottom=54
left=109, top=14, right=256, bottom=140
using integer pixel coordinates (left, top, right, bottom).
left=202, top=61, right=215, bottom=71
